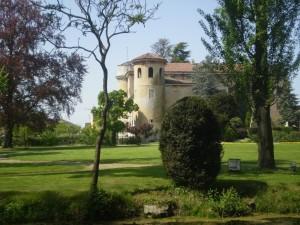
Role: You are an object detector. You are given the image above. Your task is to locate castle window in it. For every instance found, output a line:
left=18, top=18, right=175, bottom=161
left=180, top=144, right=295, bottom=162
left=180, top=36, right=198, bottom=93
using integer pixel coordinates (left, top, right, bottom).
left=150, top=119, right=153, bottom=123
left=149, top=88, right=154, bottom=98
left=159, top=68, right=163, bottom=78
left=137, top=68, right=142, bottom=78
left=148, top=67, right=153, bottom=78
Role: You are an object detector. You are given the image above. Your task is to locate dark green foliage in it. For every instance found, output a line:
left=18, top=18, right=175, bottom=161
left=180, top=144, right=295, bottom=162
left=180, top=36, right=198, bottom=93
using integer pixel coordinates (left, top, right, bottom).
left=160, top=96, right=222, bottom=189
left=0, top=66, right=7, bottom=93
left=209, top=188, right=250, bottom=217
left=199, top=0, right=300, bottom=169
left=171, top=42, right=191, bottom=62
left=206, top=93, right=245, bottom=140
left=119, top=136, right=142, bottom=145
left=0, top=192, right=70, bottom=224
left=272, top=129, right=300, bottom=142
left=0, top=190, right=138, bottom=225
left=256, top=186, right=300, bottom=213
left=207, top=93, right=239, bottom=124
left=79, top=125, right=99, bottom=145
left=13, top=120, right=82, bottom=146
left=223, top=117, right=247, bottom=141
left=92, top=90, right=139, bottom=145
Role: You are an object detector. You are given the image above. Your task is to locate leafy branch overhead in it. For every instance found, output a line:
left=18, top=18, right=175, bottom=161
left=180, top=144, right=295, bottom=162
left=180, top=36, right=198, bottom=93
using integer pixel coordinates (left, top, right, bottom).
left=42, top=0, right=160, bottom=63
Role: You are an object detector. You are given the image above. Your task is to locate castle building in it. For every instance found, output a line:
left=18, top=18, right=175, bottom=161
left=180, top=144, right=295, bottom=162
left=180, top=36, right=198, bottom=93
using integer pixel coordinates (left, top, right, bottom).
left=116, top=53, right=200, bottom=131
left=116, top=53, right=284, bottom=135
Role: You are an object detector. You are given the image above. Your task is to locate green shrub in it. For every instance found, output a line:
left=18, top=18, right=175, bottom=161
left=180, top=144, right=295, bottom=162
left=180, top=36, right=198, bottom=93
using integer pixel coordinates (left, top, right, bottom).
left=256, top=186, right=300, bottom=213
left=160, top=96, right=222, bottom=189
left=85, top=190, right=138, bottom=221
left=0, top=190, right=138, bottom=224
left=223, top=125, right=240, bottom=142
left=209, top=188, right=250, bottom=217
left=1, top=192, right=70, bottom=224
left=120, top=136, right=141, bottom=145
left=273, top=130, right=300, bottom=142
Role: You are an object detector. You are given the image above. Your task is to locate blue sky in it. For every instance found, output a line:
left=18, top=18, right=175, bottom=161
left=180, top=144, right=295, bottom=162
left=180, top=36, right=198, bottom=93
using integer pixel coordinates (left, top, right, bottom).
left=62, top=0, right=300, bottom=126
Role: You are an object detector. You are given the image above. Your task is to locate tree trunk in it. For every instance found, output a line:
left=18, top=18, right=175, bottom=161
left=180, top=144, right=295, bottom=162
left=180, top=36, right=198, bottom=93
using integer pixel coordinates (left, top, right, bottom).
left=253, top=1, right=275, bottom=170
left=255, top=105, right=275, bottom=169
left=3, top=122, right=13, bottom=148
left=90, top=63, right=109, bottom=194
left=111, top=130, right=117, bottom=146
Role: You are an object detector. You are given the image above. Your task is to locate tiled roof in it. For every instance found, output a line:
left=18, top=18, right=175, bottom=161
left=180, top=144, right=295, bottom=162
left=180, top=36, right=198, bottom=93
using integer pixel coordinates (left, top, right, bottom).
left=132, top=53, right=167, bottom=64
left=165, top=63, right=194, bottom=73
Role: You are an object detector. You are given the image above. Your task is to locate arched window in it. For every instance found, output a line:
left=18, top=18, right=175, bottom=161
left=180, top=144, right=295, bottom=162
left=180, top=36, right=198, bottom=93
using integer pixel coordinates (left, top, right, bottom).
left=137, top=68, right=142, bottom=78
left=159, top=68, right=163, bottom=78
left=148, top=67, right=153, bottom=78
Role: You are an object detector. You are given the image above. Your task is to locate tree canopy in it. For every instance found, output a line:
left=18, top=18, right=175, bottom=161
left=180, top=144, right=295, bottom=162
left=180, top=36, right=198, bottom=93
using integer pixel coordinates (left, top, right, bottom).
left=92, top=90, right=139, bottom=145
left=199, top=0, right=300, bottom=169
left=171, top=42, right=191, bottom=62
left=0, top=0, right=86, bottom=148
left=151, top=38, right=172, bottom=61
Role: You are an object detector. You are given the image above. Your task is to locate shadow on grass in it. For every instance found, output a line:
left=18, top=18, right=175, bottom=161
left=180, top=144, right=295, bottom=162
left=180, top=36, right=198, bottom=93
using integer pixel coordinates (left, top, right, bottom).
left=0, top=164, right=166, bottom=179
left=213, top=179, right=268, bottom=197
left=69, top=165, right=167, bottom=179
left=0, top=143, right=154, bottom=152
left=221, top=160, right=298, bottom=174
left=100, top=157, right=160, bottom=164
left=0, top=151, right=61, bottom=159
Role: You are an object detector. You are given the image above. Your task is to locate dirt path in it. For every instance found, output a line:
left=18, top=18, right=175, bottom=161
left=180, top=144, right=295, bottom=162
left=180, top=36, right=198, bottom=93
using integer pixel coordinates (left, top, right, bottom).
left=86, top=163, right=158, bottom=170
left=0, top=157, right=158, bottom=170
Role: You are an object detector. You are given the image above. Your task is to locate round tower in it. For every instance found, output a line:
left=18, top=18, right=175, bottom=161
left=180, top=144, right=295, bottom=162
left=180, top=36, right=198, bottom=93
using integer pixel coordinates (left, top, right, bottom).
left=132, top=53, right=167, bottom=131
left=116, top=61, right=133, bottom=95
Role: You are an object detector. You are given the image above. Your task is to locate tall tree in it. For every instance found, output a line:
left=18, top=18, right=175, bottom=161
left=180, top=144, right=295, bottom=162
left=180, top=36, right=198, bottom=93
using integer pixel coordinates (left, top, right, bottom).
left=43, top=0, right=158, bottom=193
left=151, top=38, right=172, bottom=60
left=199, top=0, right=300, bottom=169
left=171, top=42, right=191, bottom=62
left=0, top=0, right=86, bottom=148
left=92, top=90, right=138, bottom=146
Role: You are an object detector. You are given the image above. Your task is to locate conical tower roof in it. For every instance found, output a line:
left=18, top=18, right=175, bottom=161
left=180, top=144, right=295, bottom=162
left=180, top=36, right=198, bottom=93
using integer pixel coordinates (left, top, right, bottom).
left=132, top=53, right=167, bottom=64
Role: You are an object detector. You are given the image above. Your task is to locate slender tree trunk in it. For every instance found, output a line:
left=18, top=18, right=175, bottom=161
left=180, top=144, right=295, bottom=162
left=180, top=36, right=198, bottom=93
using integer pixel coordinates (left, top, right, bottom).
left=111, top=130, right=117, bottom=146
left=3, top=122, right=13, bottom=148
left=255, top=105, right=275, bottom=169
left=90, top=63, right=109, bottom=194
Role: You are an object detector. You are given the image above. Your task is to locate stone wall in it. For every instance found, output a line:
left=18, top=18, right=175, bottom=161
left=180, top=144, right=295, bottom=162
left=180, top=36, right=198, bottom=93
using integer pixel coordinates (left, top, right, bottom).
left=164, top=85, right=195, bottom=110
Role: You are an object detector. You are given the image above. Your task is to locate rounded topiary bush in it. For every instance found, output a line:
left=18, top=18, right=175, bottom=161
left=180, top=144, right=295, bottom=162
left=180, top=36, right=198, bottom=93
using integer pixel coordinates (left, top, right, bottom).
left=159, top=96, right=222, bottom=189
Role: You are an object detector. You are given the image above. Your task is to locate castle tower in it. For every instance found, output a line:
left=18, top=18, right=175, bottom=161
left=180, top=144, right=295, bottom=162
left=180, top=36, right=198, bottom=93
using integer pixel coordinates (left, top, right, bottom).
left=116, top=61, right=133, bottom=97
left=132, top=53, right=167, bottom=130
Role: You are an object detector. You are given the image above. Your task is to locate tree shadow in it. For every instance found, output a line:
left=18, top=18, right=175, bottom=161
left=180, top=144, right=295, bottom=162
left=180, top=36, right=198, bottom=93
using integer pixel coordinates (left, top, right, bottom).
left=100, top=157, right=160, bottom=164
left=69, top=165, right=167, bottom=179
left=221, top=159, right=298, bottom=175
left=213, top=179, right=268, bottom=197
left=6, top=145, right=95, bottom=151
left=0, top=151, right=61, bottom=159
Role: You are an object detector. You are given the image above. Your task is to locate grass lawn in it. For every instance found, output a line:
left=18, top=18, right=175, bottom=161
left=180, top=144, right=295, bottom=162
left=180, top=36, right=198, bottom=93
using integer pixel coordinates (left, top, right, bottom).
left=0, top=143, right=299, bottom=196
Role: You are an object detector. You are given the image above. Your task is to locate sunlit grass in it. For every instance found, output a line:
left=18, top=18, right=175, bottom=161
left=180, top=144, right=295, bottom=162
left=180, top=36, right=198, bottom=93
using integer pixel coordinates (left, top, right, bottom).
left=0, top=143, right=299, bottom=195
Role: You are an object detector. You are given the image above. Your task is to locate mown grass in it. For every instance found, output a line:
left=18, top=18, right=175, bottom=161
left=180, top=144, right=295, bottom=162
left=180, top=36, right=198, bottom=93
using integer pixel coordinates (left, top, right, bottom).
left=0, top=143, right=299, bottom=195
left=0, top=143, right=299, bottom=223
